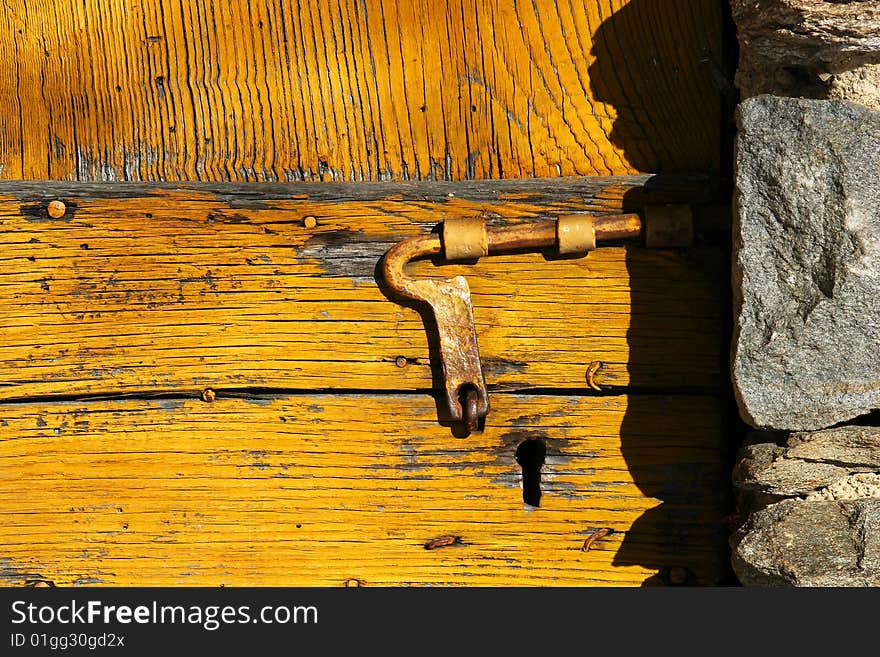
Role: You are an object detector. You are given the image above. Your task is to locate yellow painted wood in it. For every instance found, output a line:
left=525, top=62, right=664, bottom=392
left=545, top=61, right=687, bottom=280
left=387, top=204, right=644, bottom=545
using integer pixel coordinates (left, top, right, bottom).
left=0, top=394, right=726, bottom=586
left=0, top=0, right=729, bottom=587
left=0, top=184, right=723, bottom=399
left=0, top=0, right=722, bottom=181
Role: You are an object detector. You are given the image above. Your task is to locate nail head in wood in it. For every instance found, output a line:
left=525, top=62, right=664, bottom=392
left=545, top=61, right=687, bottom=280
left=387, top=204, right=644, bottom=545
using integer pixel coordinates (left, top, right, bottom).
left=303, top=215, right=318, bottom=229
left=47, top=200, right=66, bottom=218
left=668, top=566, right=690, bottom=585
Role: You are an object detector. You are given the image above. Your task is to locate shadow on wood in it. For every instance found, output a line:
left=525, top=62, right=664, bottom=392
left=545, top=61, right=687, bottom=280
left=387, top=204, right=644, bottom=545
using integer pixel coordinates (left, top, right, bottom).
left=589, top=0, right=723, bottom=175
left=583, top=0, right=735, bottom=584
left=612, top=185, right=731, bottom=585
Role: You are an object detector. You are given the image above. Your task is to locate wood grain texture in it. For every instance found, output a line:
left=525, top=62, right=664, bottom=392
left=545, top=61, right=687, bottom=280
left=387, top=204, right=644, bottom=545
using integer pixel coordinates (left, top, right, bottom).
left=0, top=394, right=727, bottom=586
left=0, top=0, right=723, bottom=181
left=0, top=179, right=723, bottom=400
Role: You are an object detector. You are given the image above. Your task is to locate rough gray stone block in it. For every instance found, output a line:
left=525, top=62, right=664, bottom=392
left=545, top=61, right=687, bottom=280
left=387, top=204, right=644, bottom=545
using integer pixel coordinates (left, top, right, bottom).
left=731, top=498, right=880, bottom=587
left=734, top=426, right=880, bottom=498
left=732, top=427, right=880, bottom=585
left=731, top=0, right=880, bottom=108
left=733, top=95, right=880, bottom=431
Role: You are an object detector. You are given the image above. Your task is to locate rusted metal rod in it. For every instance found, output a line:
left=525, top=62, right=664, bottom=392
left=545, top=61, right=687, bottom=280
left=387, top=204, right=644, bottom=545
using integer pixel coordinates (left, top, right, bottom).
left=484, top=213, right=642, bottom=252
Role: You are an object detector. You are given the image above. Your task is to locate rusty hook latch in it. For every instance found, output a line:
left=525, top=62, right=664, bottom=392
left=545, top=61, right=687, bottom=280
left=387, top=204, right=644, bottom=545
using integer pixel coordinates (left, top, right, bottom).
left=381, top=205, right=692, bottom=431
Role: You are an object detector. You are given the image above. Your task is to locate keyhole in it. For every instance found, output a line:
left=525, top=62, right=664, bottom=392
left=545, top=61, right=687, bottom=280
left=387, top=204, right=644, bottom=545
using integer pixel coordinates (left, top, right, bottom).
left=515, top=439, right=546, bottom=508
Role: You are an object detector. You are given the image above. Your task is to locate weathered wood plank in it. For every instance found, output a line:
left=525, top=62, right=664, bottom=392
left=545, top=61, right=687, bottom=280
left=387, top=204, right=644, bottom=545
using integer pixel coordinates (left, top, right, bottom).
left=0, top=0, right=723, bottom=181
left=0, top=394, right=727, bottom=586
left=0, top=180, right=724, bottom=399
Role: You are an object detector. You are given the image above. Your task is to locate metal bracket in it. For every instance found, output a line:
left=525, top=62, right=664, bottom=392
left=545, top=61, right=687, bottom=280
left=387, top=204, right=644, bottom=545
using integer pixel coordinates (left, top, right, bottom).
left=381, top=205, right=692, bottom=431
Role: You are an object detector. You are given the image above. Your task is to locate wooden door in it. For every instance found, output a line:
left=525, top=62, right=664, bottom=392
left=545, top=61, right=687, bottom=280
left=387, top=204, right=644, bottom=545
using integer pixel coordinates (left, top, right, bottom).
left=0, top=0, right=732, bottom=586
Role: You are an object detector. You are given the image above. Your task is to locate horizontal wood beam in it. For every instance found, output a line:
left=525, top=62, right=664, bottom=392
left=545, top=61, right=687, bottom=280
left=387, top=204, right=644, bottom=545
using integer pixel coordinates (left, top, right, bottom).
left=0, top=393, right=727, bottom=586
left=0, top=0, right=723, bottom=181
left=0, top=178, right=724, bottom=401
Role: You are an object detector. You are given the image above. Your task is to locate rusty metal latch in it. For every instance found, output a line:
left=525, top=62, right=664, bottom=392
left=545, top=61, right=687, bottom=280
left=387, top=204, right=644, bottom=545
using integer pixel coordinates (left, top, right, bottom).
left=381, top=206, right=693, bottom=431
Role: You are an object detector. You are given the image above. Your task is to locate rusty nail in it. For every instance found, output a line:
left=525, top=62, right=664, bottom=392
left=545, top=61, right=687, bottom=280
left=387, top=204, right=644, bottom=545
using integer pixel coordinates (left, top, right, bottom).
left=303, top=215, right=317, bottom=229
left=668, top=566, right=690, bottom=585
left=586, top=361, right=603, bottom=391
left=424, top=535, right=461, bottom=550
left=582, top=527, right=613, bottom=552
left=395, top=355, right=408, bottom=368
left=47, top=200, right=66, bottom=218
left=344, top=578, right=361, bottom=588
left=201, top=388, right=216, bottom=403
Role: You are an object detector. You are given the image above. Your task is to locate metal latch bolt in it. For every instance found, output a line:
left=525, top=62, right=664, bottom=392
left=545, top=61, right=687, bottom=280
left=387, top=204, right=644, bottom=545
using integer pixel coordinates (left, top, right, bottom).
left=381, top=206, right=693, bottom=431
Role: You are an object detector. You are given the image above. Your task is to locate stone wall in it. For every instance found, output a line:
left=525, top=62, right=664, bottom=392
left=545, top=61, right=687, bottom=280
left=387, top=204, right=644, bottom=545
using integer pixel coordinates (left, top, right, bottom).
left=730, top=0, right=880, bottom=586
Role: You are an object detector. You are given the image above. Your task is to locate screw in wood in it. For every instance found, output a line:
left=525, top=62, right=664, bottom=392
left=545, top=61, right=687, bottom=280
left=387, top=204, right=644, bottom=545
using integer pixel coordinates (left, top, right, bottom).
left=395, top=356, right=408, bottom=368
left=303, top=215, right=317, bottom=229
left=201, top=388, right=217, bottom=403
left=47, top=200, right=66, bottom=218
left=344, top=578, right=361, bottom=587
